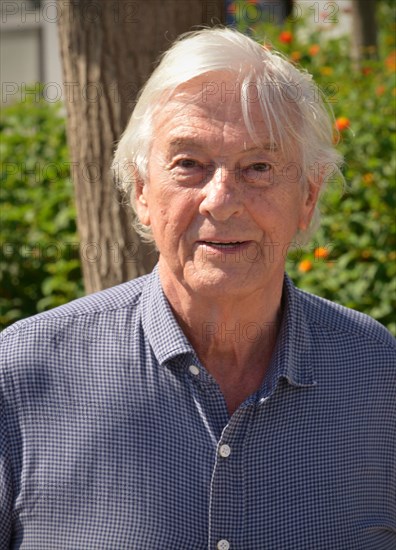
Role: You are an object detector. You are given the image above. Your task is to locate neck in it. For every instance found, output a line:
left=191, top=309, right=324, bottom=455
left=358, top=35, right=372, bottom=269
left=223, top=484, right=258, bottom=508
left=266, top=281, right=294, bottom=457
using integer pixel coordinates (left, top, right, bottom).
left=159, top=263, right=284, bottom=414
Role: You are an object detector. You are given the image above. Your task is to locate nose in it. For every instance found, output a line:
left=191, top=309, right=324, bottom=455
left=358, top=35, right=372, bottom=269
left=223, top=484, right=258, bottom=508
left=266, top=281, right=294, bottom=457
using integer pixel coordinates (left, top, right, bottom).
left=199, top=163, right=244, bottom=221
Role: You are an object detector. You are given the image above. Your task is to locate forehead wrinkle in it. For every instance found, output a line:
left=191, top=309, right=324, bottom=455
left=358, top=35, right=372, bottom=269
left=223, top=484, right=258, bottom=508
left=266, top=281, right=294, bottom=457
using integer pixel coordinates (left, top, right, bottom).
left=168, top=136, right=278, bottom=155
left=171, top=104, right=279, bottom=155
left=169, top=138, right=204, bottom=150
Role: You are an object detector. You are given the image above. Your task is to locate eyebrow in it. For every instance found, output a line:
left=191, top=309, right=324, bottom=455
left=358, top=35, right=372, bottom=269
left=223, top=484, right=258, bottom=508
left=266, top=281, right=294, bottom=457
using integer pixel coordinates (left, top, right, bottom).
left=168, top=138, right=278, bottom=153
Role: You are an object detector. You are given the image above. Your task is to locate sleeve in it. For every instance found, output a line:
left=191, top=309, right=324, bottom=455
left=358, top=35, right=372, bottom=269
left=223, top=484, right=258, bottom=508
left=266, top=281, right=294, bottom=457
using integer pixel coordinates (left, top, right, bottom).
left=0, top=394, right=13, bottom=548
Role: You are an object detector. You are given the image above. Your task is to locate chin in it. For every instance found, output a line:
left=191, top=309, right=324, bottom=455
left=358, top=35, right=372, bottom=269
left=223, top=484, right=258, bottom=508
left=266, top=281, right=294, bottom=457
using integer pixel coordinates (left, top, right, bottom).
left=184, top=263, right=259, bottom=297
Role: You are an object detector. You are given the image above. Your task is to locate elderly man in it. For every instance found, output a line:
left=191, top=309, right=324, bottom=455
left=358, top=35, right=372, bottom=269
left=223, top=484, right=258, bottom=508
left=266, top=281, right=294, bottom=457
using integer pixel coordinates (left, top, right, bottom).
left=1, top=28, right=395, bottom=549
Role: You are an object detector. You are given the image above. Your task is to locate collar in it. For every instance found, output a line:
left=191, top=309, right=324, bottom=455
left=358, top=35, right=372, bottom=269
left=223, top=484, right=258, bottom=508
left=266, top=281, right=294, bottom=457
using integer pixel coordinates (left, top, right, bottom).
left=267, top=274, right=316, bottom=389
left=140, top=265, right=197, bottom=365
left=140, top=265, right=316, bottom=387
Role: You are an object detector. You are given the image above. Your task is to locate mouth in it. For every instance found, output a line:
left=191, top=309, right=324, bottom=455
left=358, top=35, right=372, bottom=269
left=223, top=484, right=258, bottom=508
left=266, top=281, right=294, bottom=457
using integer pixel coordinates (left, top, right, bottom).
left=202, top=240, right=244, bottom=247
left=197, top=240, right=253, bottom=254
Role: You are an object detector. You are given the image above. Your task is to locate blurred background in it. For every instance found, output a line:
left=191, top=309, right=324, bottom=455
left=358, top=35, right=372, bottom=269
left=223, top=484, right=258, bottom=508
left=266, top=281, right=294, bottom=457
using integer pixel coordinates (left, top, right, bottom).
left=1, top=0, right=395, bottom=334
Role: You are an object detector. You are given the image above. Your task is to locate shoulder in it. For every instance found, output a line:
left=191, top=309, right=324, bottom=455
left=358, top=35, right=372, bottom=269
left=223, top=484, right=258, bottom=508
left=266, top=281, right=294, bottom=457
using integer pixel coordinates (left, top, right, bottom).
left=0, top=272, right=151, bottom=359
left=295, top=286, right=396, bottom=353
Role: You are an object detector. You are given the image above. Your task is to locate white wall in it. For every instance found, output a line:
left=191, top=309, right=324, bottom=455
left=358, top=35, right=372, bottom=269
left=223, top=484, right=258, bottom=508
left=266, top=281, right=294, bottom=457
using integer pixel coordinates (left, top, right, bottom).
left=1, top=0, right=63, bottom=103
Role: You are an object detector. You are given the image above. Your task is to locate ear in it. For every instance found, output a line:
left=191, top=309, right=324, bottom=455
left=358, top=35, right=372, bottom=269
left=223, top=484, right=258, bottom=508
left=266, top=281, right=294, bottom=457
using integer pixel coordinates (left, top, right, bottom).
left=135, top=178, right=151, bottom=227
left=298, top=178, right=321, bottom=231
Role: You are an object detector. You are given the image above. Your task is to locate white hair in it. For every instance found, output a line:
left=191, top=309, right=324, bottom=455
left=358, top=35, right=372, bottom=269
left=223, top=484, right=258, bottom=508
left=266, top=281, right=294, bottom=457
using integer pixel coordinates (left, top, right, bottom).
left=113, top=27, right=344, bottom=244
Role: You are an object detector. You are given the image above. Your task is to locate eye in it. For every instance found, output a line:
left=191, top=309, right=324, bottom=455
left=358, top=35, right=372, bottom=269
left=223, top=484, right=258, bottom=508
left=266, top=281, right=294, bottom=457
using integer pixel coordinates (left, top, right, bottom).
left=176, top=158, right=200, bottom=169
left=243, top=162, right=273, bottom=185
left=171, top=157, right=207, bottom=185
left=250, top=163, right=271, bottom=172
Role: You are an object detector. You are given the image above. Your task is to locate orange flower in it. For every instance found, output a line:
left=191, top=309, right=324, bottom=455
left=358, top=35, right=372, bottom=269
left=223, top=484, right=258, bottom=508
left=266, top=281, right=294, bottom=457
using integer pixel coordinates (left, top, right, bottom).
left=298, top=259, right=313, bottom=273
left=308, top=44, right=320, bottom=56
left=362, top=67, right=373, bottom=76
left=314, top=247, right=329, bottom=260
left=376, top=85, right=385, bottom=96
left=291, top=51, right=301, bottom=62
left=385, top=51, right=396, bottom=72
left=363, top=173, right=374, bottom=185
left=334, top=117, right=350, bottom=131
left=320, top=66, right=333, bottom=76
left=279, top=31, right=293, bottom=44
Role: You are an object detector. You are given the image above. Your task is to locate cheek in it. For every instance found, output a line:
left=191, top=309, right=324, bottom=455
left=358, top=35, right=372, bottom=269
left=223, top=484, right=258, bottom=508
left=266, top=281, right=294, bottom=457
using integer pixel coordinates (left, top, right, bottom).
left=249, top=186, right=303, bottom=233
left=161, top=187, right=199, bottom=220
left=150, top=194, right=196, bottom=243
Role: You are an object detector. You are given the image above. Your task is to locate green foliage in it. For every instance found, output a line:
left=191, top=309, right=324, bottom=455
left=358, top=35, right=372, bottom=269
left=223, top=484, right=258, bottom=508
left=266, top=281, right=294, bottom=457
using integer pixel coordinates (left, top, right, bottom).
left=0, top=90, right=84, bottom=329
left=232, top=0, right=396, bottom=334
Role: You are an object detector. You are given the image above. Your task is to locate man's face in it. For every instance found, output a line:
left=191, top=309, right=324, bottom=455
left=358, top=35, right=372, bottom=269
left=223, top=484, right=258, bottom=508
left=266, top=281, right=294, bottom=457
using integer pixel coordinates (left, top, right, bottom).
left=136, top=75, right=318, bottom=299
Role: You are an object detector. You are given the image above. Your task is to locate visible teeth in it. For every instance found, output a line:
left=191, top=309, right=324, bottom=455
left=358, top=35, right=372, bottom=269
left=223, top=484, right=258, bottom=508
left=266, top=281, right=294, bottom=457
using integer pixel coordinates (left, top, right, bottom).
left=206, top=241, right=241, bottom=246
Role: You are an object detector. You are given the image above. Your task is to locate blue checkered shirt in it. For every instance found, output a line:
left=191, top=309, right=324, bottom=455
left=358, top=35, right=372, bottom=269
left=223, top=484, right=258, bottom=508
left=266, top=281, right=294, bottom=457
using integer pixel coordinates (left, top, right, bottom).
left=1, top=266, right=395, bottom=549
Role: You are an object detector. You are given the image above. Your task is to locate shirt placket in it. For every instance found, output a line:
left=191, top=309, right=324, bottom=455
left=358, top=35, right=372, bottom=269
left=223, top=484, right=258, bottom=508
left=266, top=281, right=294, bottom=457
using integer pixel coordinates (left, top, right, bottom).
left=207, top=407, right=253, bottom=550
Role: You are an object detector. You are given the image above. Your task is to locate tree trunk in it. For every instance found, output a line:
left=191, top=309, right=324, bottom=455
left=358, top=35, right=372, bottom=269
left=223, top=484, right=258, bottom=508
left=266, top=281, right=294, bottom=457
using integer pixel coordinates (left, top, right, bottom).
left=57, top=0, right=225, bottom=294
left=351, top=0, right=378, bottom=64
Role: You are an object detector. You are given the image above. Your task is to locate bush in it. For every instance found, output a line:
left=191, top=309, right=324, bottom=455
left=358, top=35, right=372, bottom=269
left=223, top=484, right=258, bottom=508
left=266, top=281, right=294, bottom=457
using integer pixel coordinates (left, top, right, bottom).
left=0, top=91, right=84, bottom=329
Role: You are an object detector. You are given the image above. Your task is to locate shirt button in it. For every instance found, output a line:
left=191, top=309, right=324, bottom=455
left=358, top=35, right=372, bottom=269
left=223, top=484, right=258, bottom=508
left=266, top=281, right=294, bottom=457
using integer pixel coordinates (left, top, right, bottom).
left=219, top=444, right=231, bottom=458
left=189, top=365, right=200, bottom=376
left=217, top=540, right=230, bottom=550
